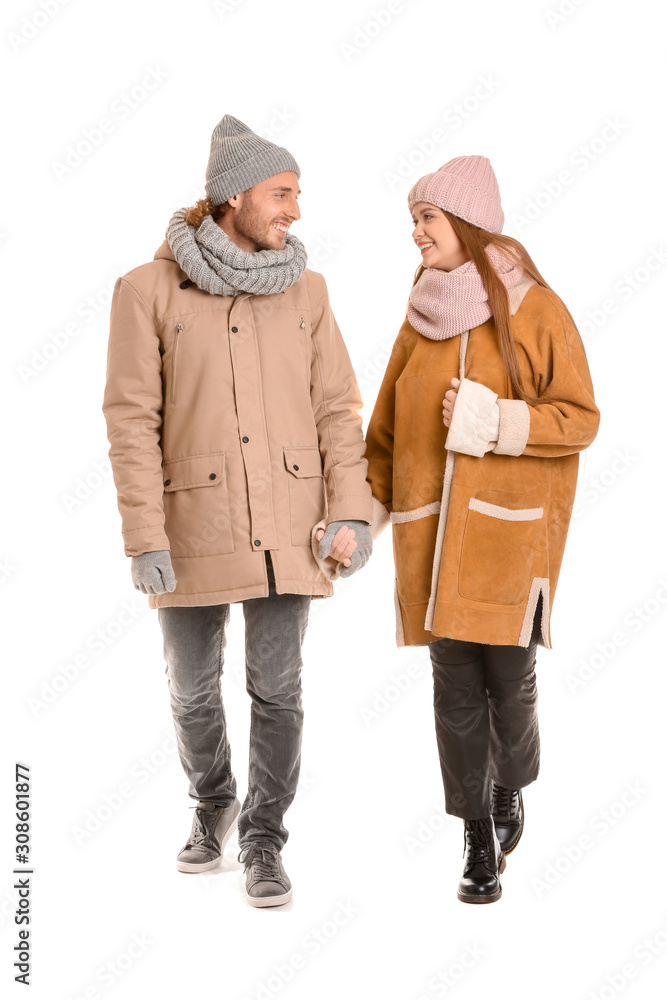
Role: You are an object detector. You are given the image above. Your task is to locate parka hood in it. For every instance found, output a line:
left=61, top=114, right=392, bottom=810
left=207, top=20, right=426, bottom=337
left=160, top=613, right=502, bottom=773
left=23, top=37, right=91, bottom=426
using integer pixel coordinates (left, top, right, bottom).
left=154, top=238, right=176, bottom=262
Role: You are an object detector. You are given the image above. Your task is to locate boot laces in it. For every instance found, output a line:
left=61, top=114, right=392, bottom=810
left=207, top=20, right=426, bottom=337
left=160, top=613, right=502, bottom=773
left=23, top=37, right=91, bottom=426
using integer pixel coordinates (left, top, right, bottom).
left=493, top=784, right=518, bottom=817
left=462, top=818, right=494, bottom=865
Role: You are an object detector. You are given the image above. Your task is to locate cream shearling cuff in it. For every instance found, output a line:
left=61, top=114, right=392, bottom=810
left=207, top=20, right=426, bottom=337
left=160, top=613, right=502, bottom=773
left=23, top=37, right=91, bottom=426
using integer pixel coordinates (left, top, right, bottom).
left=444, top=377, right=500, bottom=457
left=493, top=398, right=530, bottom=456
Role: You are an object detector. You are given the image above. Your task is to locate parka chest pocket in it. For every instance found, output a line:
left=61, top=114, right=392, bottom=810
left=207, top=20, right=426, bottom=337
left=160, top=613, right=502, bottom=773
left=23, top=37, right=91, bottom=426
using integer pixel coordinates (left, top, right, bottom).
left=162, top=451, right=235, bottom=557
left=276, top=309, right=312, bottom=386
left=284, top=446, right=326, bottom=547
left=458, top=495, right=544, bottom=606
left=169, top=323, right=183, bottom=404
left=166, top=318, right=216, bottom=405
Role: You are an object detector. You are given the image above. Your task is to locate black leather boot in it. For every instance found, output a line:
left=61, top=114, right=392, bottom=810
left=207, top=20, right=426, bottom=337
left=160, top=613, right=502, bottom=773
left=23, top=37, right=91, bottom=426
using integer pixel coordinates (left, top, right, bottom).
left=491, top=782, right=524, bottom=855
left=457, top=816, right=506, bottom=903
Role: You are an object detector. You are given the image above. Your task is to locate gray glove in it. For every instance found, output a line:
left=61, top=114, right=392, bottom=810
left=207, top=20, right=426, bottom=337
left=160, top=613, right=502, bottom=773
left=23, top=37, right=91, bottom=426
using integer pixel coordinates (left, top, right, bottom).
left=131, top=549, right=178, bottom=595
left=318, top=520, right=373, bottom=578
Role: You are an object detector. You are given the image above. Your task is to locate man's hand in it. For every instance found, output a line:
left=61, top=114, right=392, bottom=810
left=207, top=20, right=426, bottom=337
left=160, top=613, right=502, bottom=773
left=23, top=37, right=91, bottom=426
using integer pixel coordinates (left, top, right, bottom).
left=442, top=376, right=460, bottom=428
left=131, top=549, right=178, bottom=595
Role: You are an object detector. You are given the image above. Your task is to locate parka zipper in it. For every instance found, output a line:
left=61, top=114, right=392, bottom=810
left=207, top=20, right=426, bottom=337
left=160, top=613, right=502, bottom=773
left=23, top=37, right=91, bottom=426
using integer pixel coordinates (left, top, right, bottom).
left=170, top=323, right=183, bottom=403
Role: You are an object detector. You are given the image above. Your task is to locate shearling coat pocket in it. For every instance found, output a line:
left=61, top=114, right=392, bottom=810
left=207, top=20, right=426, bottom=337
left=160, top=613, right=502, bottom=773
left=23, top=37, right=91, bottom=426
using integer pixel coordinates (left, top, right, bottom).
left=458, top=495, right=544, bottom=605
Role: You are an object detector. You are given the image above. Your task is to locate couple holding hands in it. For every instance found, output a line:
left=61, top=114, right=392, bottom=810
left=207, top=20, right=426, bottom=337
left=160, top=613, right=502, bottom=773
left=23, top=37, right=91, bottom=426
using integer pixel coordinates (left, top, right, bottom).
left=102, top=114, right=600, bottom=906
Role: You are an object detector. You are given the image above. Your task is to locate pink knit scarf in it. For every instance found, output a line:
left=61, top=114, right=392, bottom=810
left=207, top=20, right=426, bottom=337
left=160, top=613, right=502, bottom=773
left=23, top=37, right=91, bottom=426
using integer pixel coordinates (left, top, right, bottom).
left=407, top=244, right=524, bottom=340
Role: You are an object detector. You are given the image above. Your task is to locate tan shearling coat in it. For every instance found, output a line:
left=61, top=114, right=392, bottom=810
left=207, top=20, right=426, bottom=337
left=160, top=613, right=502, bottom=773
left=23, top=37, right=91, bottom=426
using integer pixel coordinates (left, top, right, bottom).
left=363, top=275, right=601, bottom=649
left=102, top=239, right=374, bottom=608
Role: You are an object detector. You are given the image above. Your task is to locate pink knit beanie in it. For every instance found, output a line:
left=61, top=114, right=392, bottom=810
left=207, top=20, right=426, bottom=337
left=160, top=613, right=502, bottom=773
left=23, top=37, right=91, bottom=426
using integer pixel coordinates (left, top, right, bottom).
left=407, top=155, right=504, bottom=233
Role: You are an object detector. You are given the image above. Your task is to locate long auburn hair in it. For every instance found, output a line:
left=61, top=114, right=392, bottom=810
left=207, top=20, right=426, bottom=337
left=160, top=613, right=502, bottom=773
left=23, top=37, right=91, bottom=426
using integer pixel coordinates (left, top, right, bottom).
left=413, top=210, right=576, bottom=407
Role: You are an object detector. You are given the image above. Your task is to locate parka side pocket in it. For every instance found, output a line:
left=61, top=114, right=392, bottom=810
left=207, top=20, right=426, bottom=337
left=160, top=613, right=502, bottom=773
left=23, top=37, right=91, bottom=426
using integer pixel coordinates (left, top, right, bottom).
left=458, top=496, right=544, bottom=605
left=162, top=451, right=235, bottom=557
left=284, top=446, right=326, bottom=547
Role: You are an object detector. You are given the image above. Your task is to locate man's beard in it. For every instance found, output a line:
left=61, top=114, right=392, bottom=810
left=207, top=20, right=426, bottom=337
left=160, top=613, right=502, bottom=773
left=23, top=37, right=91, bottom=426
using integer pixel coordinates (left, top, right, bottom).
left=235, top=197, right=282, bottom=252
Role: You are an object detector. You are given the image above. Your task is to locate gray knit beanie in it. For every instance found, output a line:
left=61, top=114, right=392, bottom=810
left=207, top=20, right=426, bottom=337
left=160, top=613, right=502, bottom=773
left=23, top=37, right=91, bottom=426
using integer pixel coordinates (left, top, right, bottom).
left=204, top=114, right=301, bottom=205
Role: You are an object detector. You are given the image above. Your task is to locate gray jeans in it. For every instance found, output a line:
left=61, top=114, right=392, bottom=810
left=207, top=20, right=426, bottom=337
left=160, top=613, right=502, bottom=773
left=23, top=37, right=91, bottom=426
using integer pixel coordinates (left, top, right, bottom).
left=157, top=550, right=311, bottom=852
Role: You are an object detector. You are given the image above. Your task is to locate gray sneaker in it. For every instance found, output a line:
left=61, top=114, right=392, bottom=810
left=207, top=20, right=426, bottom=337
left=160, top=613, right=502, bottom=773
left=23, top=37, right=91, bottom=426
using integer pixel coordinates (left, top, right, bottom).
left=238, top=844, right=292, bottom=907
left=176, top=798, right=241, bottom=873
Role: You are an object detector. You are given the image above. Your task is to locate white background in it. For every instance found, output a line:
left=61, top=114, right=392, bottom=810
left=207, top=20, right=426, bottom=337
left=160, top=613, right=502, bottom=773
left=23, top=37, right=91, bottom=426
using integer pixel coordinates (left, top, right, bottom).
left=3, top=0, right=667, bottom=997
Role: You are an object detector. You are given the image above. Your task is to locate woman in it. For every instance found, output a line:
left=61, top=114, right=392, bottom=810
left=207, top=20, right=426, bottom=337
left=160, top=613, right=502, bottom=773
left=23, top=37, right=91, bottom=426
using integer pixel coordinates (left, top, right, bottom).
left=362, top=155, right=600, bottom=904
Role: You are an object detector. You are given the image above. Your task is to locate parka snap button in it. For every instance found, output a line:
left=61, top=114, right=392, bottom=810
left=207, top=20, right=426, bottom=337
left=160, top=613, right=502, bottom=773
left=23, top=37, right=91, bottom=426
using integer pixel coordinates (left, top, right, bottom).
left=254, top=540, right=261, bottom=546
left=164, top=479, right=171, bottom=486
left=231, top=326, right=238, bottom=332
left=209, top=473, right=216, bottom=480
left=179, top=279, right=192, bottom=289
left=242, top=436, right=249, bottom=443
left=293, top=464, right=299, bottom=471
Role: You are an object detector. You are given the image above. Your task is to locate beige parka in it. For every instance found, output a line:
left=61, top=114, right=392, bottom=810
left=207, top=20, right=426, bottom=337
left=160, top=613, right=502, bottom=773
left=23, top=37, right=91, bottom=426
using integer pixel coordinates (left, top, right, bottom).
left=102, top=239, right=374, bottom=609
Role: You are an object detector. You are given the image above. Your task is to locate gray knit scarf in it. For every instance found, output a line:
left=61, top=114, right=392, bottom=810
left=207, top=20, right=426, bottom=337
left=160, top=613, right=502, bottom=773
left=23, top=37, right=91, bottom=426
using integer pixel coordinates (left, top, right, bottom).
left=166, top=207, right=308, bottom=295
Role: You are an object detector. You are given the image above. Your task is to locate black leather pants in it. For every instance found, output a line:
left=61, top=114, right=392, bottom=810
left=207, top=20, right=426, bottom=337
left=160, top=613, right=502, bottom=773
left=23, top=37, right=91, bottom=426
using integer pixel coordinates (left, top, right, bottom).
left=428, top=594, right=542, bottom=820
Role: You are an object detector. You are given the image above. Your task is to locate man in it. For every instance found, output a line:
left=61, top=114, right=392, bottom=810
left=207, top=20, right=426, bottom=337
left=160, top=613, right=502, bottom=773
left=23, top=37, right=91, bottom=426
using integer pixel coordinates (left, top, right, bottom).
left=102, top=114, right=375, bottom=907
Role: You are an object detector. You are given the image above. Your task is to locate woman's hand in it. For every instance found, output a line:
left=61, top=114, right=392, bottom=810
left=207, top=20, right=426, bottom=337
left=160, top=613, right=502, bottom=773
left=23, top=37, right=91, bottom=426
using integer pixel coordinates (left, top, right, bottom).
left=442, top=376, right=460, bottom=428
left=315, top=524, right=357, bottom=568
